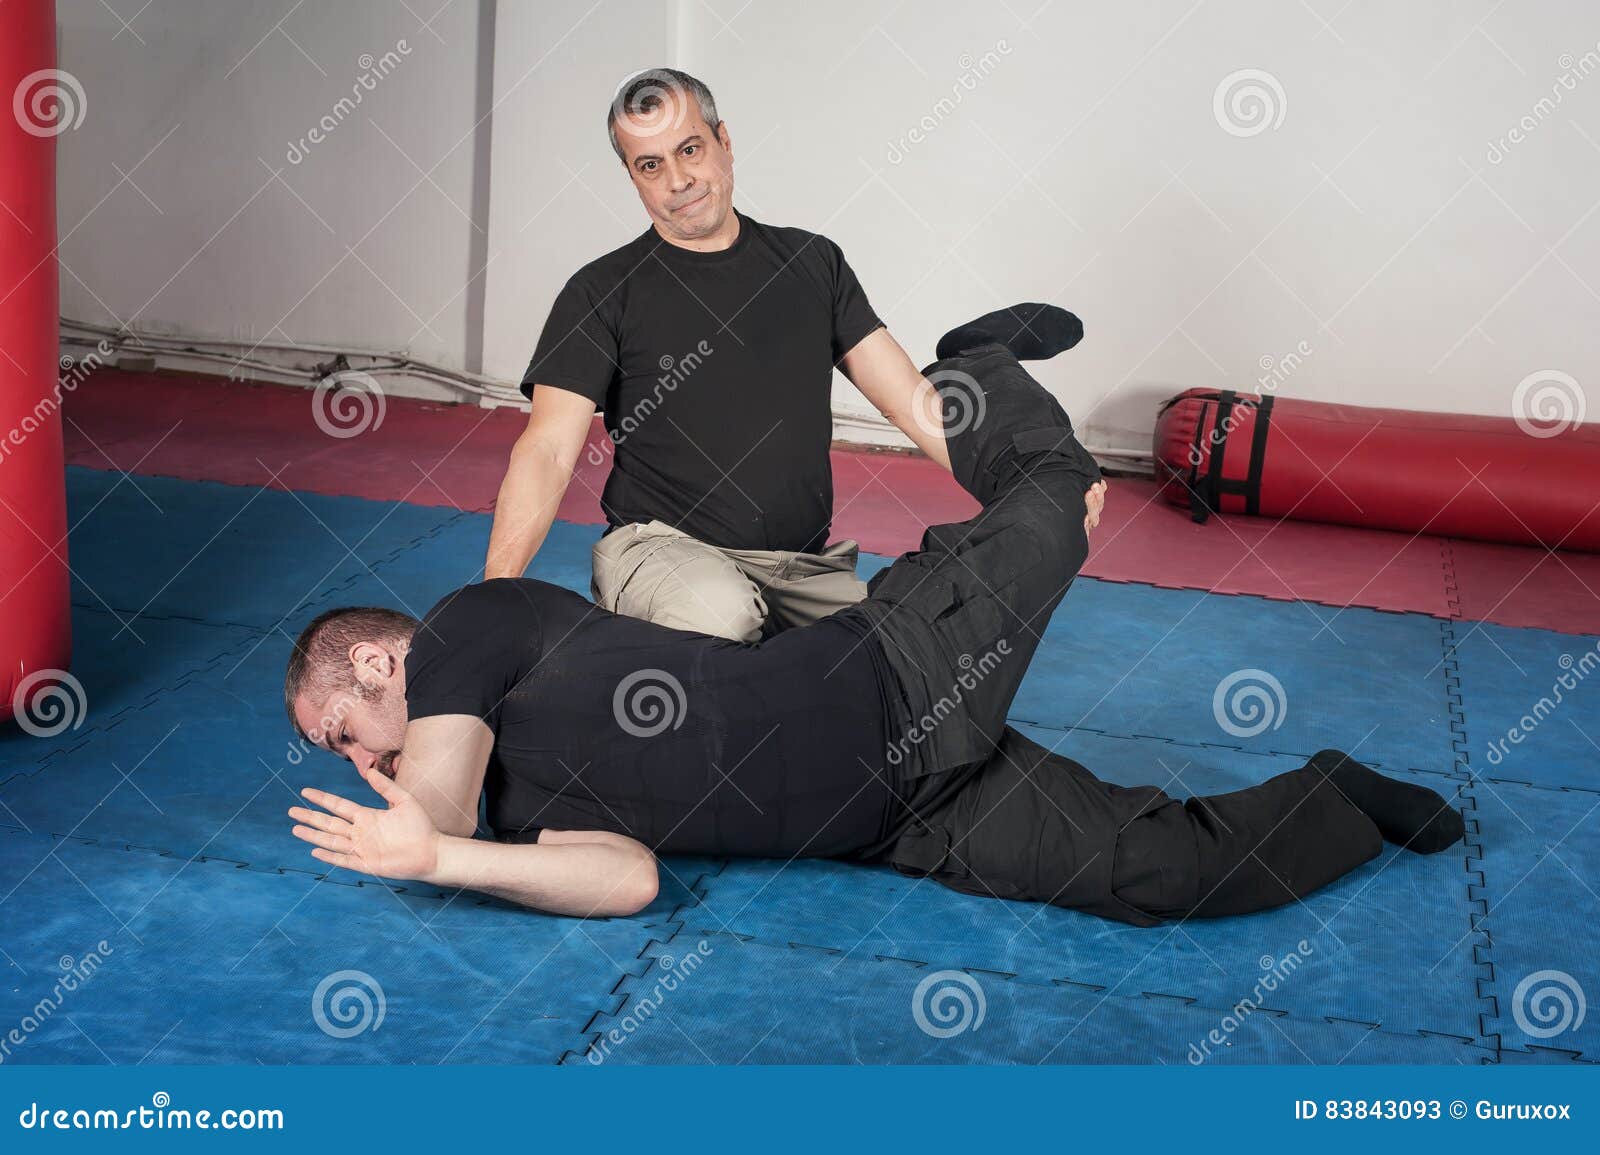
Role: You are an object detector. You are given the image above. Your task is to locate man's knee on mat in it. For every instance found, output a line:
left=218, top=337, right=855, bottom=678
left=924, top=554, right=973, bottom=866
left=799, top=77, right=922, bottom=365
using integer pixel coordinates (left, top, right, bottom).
left=613, top=550, right=766, bottom=641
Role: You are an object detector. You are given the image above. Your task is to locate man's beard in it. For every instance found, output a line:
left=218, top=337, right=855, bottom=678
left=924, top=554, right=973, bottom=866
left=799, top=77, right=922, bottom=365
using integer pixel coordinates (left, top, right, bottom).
left=374, top=750, right=398, bottom=779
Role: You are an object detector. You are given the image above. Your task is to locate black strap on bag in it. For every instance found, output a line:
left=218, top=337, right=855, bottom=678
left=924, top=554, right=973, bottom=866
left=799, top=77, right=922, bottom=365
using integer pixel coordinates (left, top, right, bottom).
left=1185, top=398, right=1213, bottom=523
left=1183, top=390, right=1275, bottom=524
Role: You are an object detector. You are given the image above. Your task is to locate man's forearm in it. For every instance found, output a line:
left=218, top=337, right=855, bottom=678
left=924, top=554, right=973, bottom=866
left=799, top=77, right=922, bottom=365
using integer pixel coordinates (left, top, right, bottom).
left=884, top=374, right=953, bottom=471
left=840, top=328, right=953, bottom=471
left=484, top=440, right=569, bottom=580
left=423, top=833, right=659, bottom=917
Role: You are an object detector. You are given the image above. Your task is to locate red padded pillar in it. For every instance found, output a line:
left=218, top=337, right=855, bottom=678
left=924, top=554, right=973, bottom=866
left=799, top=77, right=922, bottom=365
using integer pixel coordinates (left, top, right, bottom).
left=1, top=0, right=71, bottom=723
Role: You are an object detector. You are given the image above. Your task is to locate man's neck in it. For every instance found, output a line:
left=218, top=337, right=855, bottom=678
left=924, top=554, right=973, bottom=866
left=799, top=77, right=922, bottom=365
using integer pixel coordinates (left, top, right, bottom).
left=654, top=208, right=741, bottom=253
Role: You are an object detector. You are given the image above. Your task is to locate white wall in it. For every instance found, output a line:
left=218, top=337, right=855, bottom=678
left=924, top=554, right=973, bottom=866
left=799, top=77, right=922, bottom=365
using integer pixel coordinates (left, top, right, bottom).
left=55, top=1, right=1600, bottom=451
left=683, top=0, right=1600, bottom=449
left=57, top=0, right=490, bottom=380
left=479, top=0, right=674, bottom=382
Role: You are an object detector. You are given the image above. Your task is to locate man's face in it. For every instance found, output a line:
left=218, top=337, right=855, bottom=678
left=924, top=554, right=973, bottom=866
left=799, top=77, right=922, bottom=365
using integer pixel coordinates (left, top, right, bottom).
left=614, top=88, right=735, bottom=243
left=294, top=641, right=409, bottom=778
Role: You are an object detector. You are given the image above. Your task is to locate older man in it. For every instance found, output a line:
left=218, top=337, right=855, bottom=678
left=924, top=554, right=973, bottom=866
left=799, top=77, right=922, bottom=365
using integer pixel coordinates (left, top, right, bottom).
left=484, top=68, right=1076, bottom=641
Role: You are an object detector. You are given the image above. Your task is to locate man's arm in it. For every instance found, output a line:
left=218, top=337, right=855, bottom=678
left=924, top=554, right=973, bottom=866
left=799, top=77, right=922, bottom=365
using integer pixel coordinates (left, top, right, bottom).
left=842, top=327, right=1109, bottom=531
left=838, top=328, right=952, bottom=471
left=290, top=768, right=659, bottom=918
left=391, top=713, right=496, bottom=838
left=430, top=827, right=659, bottom=917
left=484, top=385, right=597, bottom=580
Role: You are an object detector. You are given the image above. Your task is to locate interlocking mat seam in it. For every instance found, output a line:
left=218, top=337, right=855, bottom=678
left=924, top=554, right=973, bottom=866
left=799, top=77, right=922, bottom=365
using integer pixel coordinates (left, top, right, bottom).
left=5, top=624, right=269, bottom=784
left=1086, top=572, right=1444, bottom=620
left=68, top=504, right=479, bottom=635
left=563, top=858, right=1497, bottom=1064
left=0, top=827, right=661, bottom=1065
left=1440, top=611, right=1517, bottom=1062
left=11, top=505, right=480, bottom=783
left=567, top=918, right=1498, bottom=1065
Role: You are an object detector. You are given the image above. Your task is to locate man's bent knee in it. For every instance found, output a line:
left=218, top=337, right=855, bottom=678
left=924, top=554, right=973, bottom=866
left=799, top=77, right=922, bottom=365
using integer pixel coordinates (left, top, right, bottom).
left=616, top=552, right=766, bottom=641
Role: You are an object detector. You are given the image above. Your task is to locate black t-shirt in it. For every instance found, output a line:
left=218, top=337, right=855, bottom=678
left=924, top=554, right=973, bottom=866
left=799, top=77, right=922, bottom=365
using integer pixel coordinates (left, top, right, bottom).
left=404, top=579, right=896, bottom=859
left=521, top=210, right=883, bottom=553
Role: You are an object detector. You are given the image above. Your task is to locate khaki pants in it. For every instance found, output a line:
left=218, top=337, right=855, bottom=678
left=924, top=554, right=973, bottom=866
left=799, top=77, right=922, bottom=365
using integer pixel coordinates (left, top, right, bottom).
left=591, top=520, right=869, bottom=642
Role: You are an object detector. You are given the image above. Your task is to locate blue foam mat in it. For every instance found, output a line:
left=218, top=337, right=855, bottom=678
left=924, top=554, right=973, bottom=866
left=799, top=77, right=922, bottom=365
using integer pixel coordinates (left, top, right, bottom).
left=569, top=935, right=1492, bottom=1065
left=0, top=828, right=662, bottom=1064
left=65, top=467, right=461, bottom=630
left=671, top=725, right=1483, bottom=1039
left=0, top=607, right=260, bottom=781
left=0, top=619, right=711, bottom=919
left=306, top=514, right=602, bottom=613
left=9, top=470, right=1587, bottom=1063
left=1471, top=777, right=1600, bottom=1058
left=1004, top=581, right=1455, bottom=773
left=1452, top=620, right=1600, bottom=793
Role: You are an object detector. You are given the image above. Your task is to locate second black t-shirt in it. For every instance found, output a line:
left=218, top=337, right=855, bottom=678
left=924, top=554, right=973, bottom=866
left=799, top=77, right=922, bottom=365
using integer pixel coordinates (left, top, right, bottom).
left=521, top=210, right=883, bottom=553
left=403, top=578, right=896, bottom=859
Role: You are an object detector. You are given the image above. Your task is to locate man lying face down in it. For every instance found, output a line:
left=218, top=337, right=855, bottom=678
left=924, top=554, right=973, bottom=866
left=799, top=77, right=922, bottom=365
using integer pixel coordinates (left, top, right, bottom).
left=284, top=305, right=1465, bottom=924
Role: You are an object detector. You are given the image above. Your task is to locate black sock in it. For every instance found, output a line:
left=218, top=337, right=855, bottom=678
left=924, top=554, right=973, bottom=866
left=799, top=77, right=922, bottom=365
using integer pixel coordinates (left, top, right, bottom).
left=936, top=303, right=1084, bottom=361
left=1311, top=750, right=1465, bottom=854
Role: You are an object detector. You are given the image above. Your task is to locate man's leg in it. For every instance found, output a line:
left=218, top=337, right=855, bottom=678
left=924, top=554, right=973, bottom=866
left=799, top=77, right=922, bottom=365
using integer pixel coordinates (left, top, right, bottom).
left=888, top=729, right=1464, bottom=926
left=591, top=521, right=767, bottom=641
left=724, top=540, right=869, bottom=635
left=832, top=310, right=1101, bottom=774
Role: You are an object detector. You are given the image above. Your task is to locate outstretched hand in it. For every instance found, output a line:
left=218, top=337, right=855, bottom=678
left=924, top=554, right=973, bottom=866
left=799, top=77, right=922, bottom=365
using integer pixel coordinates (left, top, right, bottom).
left=1084, top=479, right=1108, bottom=531
left=289, top=766, right=441, bottom=882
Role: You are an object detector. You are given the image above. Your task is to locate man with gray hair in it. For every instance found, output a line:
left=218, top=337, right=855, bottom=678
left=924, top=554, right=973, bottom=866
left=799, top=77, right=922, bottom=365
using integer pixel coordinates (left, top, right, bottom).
left=484, top=67, right=1102, bottom=640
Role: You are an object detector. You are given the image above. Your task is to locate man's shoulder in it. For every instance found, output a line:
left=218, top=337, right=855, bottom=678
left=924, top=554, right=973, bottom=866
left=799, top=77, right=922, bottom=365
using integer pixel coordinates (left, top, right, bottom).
left=564, top=228, right=664, bottom=294
left=745, top=215, right=841, bottom=263
left=419, top=578, right=577, bottom=633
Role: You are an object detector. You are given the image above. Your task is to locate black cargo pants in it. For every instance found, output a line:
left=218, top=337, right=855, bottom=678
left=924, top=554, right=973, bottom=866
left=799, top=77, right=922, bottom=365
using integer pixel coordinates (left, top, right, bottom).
left=834, top=343, right=1385, bottom=926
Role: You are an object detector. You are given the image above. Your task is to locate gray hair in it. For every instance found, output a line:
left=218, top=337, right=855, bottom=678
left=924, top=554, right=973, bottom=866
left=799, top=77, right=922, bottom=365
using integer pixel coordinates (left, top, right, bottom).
left=607, top=67, right=720, bottom=162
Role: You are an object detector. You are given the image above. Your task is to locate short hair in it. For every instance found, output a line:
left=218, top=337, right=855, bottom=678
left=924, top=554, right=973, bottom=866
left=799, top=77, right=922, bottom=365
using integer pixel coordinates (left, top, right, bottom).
left=607, top=67, right=720, bottom=162
left=284, top=606, right=420, bottom=740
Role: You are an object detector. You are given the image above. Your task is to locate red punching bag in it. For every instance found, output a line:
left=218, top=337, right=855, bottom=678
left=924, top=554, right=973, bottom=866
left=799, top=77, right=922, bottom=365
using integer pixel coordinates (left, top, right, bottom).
left=1153, top=387, right=1600, bottom=551
left=1, top=0, right=72, bottom=725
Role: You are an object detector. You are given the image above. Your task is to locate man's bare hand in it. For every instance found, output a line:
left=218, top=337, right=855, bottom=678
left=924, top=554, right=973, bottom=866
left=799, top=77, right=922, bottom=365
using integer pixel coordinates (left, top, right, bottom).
left=289, top=767, right=442, bottom=882
left=1084, top=479, right=1108, bottom=531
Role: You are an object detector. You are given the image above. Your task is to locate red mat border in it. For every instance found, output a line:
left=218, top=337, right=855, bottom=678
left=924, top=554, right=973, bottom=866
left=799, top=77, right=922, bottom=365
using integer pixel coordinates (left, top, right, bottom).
left=58, top=369, right=1600, bottom=637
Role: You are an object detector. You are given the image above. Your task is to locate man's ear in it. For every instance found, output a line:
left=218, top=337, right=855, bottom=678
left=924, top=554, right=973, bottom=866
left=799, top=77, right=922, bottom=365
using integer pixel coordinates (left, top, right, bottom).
left=348, top=641, right=396, bottom=685
left=716, top=120, right=732, bottom=158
